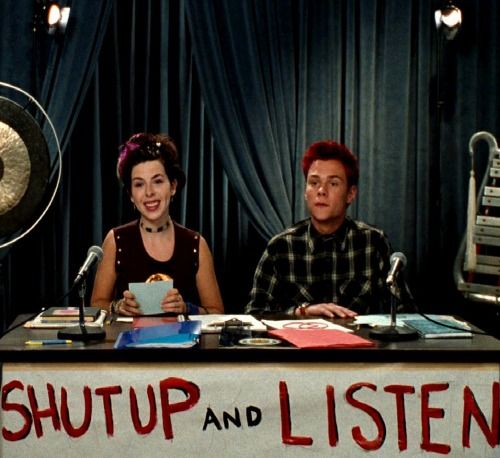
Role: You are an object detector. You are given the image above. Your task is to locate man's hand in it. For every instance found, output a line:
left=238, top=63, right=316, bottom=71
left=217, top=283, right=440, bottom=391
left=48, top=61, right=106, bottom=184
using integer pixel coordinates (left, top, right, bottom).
left=304, top=303, right=358, bottom=319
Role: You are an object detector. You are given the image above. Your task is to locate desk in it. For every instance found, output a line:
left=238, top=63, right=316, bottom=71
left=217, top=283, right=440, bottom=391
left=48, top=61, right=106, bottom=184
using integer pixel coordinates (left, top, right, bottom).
left=1, top=315, right=499, bottom=457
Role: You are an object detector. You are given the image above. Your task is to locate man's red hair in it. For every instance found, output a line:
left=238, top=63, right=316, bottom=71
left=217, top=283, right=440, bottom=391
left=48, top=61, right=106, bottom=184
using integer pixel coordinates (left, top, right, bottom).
left=301, top=140, right=359, bottom=187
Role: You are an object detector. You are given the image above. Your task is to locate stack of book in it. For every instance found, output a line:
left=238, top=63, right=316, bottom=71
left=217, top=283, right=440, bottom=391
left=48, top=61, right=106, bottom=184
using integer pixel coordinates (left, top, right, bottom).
left=24, top=307, right=106, bottom=329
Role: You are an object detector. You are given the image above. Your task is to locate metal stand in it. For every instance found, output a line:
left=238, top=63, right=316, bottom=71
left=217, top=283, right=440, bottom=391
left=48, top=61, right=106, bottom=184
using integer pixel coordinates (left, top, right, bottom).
left=58, top=279, right=105, bottom=342
left=369, top=284, right=419, bottom=342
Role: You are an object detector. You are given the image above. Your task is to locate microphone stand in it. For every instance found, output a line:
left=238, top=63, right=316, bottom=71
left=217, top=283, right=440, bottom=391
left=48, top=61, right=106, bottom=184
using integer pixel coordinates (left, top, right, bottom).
left=369, top=282, right=419, bottom=342
left=58, top=279, right=106, bottom=342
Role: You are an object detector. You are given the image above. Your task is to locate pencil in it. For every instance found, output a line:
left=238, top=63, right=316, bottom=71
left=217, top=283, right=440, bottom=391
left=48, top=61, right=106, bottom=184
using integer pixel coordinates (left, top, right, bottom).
left=25, top=339, right=73, bottom=345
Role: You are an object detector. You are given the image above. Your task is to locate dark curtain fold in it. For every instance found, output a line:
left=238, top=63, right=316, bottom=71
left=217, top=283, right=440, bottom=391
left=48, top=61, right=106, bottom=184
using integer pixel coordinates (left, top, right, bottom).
left=185, top=0, right=303, bottom=238
left=1, top=0, right=500, bottom=331
left=38, top=1, right=113, bottom=153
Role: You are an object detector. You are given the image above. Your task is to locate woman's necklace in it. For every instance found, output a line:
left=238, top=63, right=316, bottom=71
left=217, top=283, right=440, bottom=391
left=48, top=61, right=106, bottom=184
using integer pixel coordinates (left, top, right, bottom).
left=140, top=219, right=170, bottom=233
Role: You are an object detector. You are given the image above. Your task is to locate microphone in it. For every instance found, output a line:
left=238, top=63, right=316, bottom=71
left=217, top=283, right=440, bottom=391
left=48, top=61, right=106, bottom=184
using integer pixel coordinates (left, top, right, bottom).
left=72, top=245, right=103, bottom=287
left=59, top=245, right=106, bottom=341
left=370, top=251, right=418, bottom=342
left=386, top=252, right=407, bottom=286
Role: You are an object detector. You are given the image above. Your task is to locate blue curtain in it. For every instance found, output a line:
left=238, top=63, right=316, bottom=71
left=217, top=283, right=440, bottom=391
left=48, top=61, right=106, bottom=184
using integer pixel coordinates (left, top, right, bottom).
left=186, top=0, right=304, bottom=237
left=185, top=0, right=500, bottom=303
left=1, top=0, right=500, bottom=332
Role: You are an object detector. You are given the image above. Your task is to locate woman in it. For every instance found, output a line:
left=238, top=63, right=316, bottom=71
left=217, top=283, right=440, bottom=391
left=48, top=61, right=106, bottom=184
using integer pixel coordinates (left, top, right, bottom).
left=91, top=132, right=224, bottom=316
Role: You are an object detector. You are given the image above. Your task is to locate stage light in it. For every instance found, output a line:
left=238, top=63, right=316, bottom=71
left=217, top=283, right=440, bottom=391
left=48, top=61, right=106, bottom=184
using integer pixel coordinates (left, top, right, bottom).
left=435, top=2, right=462, bottom=40
left=33, top=1, right=70, bottom=35
left=46, top=3, right=71, bottom=35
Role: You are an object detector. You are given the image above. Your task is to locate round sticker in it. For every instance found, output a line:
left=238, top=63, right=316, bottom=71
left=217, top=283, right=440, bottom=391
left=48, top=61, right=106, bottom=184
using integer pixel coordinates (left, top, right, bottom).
left=238, top=337, right=282, bottom=346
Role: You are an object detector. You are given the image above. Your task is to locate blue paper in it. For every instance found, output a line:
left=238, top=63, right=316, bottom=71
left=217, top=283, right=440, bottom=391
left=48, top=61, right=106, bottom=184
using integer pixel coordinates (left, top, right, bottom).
left=129, top=280, right=173, bottom=315
left=402, top=318, right=472, bottom=338
left=114, top=321, right=202, bottom=348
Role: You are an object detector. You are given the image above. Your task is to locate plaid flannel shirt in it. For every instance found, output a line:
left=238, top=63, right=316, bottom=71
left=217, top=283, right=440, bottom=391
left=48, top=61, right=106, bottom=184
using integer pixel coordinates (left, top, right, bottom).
left=245, top=217, right=396, bottom=315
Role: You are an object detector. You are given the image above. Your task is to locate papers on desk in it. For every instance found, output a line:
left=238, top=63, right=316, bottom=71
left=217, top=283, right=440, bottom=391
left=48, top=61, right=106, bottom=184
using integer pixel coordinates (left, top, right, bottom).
left=354, top=314, right=473, bottom=339
left=262, top=318, right=353, bottom=332
left=190, top=314, right=267, bottom=333
left=402, top=317, right=472, bottom=338
left=114, top=320, right=202, bottom=348
left=355, top=314, right=415, bottom=327
left=24, top=309, right=107, bottom=329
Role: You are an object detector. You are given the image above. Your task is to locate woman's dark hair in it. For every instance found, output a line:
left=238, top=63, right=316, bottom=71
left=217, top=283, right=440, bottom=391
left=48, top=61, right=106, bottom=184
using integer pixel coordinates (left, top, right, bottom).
left=301, top=140, right=359, bottom=187
left=117, top=132, right=186, bottom=193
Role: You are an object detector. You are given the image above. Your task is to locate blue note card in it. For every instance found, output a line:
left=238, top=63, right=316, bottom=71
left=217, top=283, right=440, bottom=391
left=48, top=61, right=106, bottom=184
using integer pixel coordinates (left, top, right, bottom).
left=129, top=280, right=173, bottom=315
left=114, top=321, right=202, bottom=348
left=402, top=318, right=472, bottom=339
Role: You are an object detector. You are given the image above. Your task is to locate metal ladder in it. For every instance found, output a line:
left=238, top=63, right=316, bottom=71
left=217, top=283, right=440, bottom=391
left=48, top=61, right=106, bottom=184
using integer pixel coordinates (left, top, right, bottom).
left=455, top=131, right=500, bottom=303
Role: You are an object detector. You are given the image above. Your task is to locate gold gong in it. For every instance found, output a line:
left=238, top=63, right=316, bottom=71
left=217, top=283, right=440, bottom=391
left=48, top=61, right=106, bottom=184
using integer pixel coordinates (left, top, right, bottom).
left=0, top=96, right=50, bottom=237
left=0, top=121, right=31, bottom=215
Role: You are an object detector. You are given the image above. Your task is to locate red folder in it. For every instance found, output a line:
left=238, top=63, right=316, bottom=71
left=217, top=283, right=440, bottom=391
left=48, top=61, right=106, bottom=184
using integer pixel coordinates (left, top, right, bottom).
left=268, top=329, right=375, bottom=349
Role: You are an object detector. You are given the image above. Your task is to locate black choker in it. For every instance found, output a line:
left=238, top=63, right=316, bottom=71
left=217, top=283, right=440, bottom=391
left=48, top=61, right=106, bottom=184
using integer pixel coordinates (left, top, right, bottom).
left=140, top=221, right=170, bottom=233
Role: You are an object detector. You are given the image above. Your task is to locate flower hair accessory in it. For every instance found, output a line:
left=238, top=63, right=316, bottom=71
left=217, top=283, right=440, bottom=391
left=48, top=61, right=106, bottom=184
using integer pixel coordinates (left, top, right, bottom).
left=116, top=141, right=140, bottom=180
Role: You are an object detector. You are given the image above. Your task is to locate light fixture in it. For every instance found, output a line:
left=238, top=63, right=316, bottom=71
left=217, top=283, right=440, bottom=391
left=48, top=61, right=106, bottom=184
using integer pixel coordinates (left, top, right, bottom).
left=434, top=2, right=462, bottom=40
left=45, top=2, right=71, bottom=35
left=33, top=1, right=71, bottom=35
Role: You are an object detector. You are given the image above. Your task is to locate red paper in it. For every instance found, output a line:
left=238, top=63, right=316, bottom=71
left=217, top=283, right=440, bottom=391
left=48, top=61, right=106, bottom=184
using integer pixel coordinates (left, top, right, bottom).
left=268, top=329, right=375, bottom=349
left=133, top=316, right=178, bottom=328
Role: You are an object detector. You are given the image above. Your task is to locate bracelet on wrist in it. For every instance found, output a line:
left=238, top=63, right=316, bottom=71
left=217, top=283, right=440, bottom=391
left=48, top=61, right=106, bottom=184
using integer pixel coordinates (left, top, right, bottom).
left=186, top=302, right=199, bottom=315
left=297, top=303, right=309, bottom=316
left=110, top=300, right=120, bottom=314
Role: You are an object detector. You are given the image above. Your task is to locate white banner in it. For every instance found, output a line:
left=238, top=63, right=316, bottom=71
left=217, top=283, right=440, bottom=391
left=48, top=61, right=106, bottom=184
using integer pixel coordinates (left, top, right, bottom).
left=1, top=362, right=499, bottom=457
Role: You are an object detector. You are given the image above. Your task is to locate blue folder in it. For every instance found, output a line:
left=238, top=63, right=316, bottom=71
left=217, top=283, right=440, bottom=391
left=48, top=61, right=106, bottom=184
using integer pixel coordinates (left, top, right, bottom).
left=114, top=320, right=202, bottom=348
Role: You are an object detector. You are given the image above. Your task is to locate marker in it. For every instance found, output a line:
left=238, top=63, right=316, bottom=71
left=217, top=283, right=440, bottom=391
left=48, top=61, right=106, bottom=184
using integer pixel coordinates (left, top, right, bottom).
left=25, top=339, right=73, bottom=346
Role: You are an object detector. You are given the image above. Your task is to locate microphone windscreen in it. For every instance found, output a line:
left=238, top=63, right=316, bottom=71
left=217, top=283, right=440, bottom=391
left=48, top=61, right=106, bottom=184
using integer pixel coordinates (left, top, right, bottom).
left=390, top=252, right=407, bottom=267
left=87, top=245, right=104, bottom=262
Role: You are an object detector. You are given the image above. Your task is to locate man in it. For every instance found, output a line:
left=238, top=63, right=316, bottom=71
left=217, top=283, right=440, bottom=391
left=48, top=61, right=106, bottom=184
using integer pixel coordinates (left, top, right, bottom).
left=246, top=140, right=400, bottom=318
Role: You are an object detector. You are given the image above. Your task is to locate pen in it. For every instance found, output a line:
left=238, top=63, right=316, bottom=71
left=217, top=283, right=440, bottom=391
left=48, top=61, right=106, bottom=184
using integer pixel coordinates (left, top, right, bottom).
left=25, top=339, right=73, bottom=346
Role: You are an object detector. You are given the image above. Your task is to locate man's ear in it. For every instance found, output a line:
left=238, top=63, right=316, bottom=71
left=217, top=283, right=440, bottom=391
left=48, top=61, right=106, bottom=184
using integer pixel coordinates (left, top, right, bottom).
left=347, top=185, right=358, bottom=205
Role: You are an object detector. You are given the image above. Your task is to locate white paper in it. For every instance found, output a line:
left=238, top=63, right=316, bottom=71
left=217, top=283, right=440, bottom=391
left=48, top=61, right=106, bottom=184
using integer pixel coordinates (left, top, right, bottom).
left=261, top=318, right=353, bottom=332
left=188, top=314, right=267, bottom=333
left=129, top=280, right=173, bottom=315
left=353, top=313, right=467, bottom=328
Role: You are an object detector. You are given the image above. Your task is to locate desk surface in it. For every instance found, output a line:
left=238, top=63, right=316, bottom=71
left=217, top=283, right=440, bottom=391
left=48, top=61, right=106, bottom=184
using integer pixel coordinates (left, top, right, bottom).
left=1, top=314, right=499, bottom=364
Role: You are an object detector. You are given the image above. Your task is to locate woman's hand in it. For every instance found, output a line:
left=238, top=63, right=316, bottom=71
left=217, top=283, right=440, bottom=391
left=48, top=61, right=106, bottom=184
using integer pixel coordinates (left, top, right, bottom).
left=160, top=288, right=186, bottom=314
left=115, top=290, right=143, bottom=316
